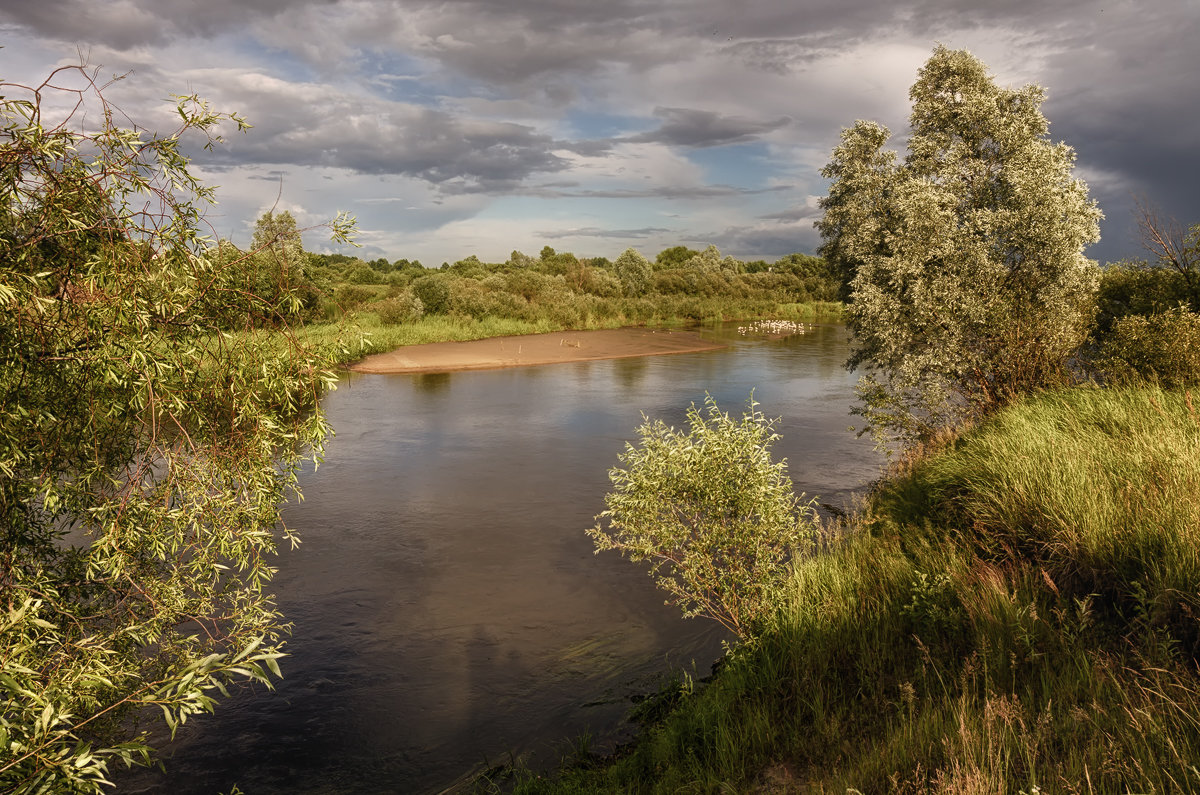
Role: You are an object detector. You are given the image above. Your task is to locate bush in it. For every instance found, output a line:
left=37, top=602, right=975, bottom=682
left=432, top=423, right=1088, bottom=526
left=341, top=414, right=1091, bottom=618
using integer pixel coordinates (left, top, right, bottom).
left=578, top=266, right=622, bottom=298
left=1093, top=307, right=1200, bottom=387
left=411, top=274, right=451, bottom=314
left=375, top=292, right=425, bottom=326
left=345, top=262, right=384, bottom=284
left=1096, top=261, right=1196, bottom=331
left=613, top=247, right=653, bottom=296
left=447, top=277, right=490, bottom=318
left=588, top=395, right=819, bottom=638
left=504, top=269, right=556, bottom=301
left=334, top=283, right=375, bottom=312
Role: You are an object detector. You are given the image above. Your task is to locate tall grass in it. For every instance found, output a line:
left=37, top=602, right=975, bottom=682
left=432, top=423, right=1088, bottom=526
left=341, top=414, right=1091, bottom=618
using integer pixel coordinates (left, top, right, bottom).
left=513, top=386, right=1200, bottom=793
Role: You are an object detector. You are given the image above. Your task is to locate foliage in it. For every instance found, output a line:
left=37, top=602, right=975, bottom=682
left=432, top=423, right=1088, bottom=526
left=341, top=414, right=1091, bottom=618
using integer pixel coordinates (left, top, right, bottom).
left=1095, top=259, right=1196, bottom=331
left=410, top=273, right=451, bottom=314
left=588, top=396, right=819, bottom=638
left=244, top=210, right=324, bottom=323
left=345, top=262, right=384, bottom=285
left=374, top=291, right=425, bottom=326
left=0, top=66, right=354, bottom=792
left=1092, top=307, right=1200, bottom=387
left=333, top=283, right=376, bottom=312
left=654, top=245, right=699, bottom=270
left=612, top=247, right=653, bottom=297
left=288, top=242, right=836, bottom=345
left=818, top=46, right=1102, bottom=445
left=683, top=244, right=741, bottom=275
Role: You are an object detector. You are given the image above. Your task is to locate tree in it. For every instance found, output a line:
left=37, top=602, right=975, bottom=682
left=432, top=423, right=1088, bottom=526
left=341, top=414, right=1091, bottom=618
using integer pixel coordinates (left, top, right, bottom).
left=612, top=247, right=652, bottom=296
left=588, top=396, right=819, bottom=638
left=818, top=46, right=1102, bottom=443
left=682, top=244, right=742, bottom=275
left=655, top=245, right=699, bottom=270
left=0, top=65, right=354, bottom=792
left=244, top=210, right=322, bottom=324
left=1133, top=200, right=1200, bottom=311
left=411, top=272, right=451, bottom=313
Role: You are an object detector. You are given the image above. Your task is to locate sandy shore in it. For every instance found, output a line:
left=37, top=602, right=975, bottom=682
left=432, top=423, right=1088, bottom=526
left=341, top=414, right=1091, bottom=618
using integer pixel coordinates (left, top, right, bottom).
left=349, top=327, right=726, bottom=374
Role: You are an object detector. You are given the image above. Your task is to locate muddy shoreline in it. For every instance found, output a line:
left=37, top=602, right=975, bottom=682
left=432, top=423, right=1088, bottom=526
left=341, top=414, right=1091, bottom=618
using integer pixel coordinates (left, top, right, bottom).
left=348, top=327, right=726, bottom=374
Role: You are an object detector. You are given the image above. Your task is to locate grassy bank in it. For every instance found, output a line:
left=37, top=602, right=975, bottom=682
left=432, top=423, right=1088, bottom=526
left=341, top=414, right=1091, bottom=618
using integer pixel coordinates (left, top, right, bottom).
left=299, top=299, right=843, bottom=367
left=511, top=385, right=1200, bottom=793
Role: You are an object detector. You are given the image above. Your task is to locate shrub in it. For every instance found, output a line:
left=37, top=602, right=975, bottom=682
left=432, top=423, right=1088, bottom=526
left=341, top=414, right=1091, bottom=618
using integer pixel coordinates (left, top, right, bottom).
left=334, top=283, right=375, bottom=312
left=411, top=274, right=451, bottom=314
left=504, top=269, right=556, bottom=301
left=588, top=396, right=819, bottom=638
left=1096, top=261, right=1196, bottom=331
left=448, top=277, right=490, bottom=318
left=375, top=292, right=425, bottom=326
left=345, top=262, right=384, bottom=284
left=579, top=266, right=622, bottom=298
left=1093, top=307, right=1200, bottom=387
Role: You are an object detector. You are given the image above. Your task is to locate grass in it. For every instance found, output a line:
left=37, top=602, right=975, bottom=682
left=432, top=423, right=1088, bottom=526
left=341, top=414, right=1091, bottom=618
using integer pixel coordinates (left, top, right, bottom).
left=508, top=385, right=1200, bottom=793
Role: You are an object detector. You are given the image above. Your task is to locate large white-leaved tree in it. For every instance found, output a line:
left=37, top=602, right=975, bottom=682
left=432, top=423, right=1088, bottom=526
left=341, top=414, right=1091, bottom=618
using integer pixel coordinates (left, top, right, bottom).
left=818, top=46, right=1103, bottom=443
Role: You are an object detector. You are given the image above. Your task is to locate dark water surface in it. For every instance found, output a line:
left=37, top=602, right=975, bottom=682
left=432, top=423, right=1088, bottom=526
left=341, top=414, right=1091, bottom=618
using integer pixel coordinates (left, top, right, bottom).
left=125, top=322, right=882, bottom=794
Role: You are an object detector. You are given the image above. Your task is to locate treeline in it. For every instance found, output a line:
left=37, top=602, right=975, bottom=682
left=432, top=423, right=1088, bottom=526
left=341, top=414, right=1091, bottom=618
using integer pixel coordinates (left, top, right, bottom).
left=226, top=215, right=839, bottom=331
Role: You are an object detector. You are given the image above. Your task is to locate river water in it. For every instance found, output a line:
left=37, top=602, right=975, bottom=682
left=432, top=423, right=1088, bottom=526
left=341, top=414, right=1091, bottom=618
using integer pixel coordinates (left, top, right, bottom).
left=124, top=322, right=882, bottom=794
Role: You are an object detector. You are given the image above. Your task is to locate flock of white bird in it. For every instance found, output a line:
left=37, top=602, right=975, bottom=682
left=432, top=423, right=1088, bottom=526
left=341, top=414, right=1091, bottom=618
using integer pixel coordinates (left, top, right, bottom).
left=735, top=319, right=814, bottom=337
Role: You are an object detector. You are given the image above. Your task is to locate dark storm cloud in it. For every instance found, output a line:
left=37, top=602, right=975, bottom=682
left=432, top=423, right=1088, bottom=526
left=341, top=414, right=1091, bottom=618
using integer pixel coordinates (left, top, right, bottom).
left=1030, top=4, right=1200, bottom=261
left=690, top=222, right=823, bottom=259
left=0, top=0, right=341, bottom=48
left=623, top=107, right=792, bottom=148
left=197, top=92, right=569, bottom=192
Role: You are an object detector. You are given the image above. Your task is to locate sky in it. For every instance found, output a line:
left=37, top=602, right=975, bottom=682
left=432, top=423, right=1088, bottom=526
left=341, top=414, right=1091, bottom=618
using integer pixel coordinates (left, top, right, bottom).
left=1, top=0, right=1197, bottom=266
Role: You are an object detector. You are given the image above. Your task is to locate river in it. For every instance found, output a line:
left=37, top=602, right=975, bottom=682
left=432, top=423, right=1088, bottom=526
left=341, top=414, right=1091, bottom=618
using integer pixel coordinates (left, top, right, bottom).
left=123, top=321, right=883, bottom=794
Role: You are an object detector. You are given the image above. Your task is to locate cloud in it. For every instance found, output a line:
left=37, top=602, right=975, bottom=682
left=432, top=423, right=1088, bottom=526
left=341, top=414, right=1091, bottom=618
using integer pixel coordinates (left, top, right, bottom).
left=622, top=107, right=792, bottom=148
left=173, top=70, right=569, bottom=191
left=3, top=0, right=1197, bottom=265
left=2, top=0, right=341, bottom=48
left=538, top=226, right=672, bottom=240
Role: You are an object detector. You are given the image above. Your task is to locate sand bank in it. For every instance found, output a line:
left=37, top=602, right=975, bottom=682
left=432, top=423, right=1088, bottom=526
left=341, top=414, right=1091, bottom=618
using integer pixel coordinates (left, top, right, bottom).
left=348, top=327, right=726, bottom=374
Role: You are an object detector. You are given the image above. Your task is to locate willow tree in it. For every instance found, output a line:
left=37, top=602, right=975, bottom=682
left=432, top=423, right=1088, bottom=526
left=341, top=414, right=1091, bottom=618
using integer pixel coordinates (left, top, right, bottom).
left=0, top=66, right=354, bottom=792
left=818, top=46, right=1102, bottom=443
left=613, top=247, right=652, bottom=296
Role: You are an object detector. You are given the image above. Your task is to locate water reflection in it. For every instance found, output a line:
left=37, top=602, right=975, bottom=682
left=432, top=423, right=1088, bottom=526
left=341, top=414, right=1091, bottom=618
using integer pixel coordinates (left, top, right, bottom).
left=123, top=322, right=881, bottom=794
left=412, top=371, right=452, bottom=393
left=611, top=355, right=649, bottom=390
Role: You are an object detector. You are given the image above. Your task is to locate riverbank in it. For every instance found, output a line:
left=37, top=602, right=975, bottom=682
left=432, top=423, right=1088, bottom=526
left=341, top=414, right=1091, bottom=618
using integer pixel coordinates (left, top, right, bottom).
left=512, top=385, right=1200, bottom=793
left=297, top=300, right=843, bottom=369
left=349, top=327, right=725, bottom=374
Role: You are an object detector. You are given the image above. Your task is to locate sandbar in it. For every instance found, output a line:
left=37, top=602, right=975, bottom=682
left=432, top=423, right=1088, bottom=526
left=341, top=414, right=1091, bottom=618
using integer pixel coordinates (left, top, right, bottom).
left=349, top=327, right=726, bottom=374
